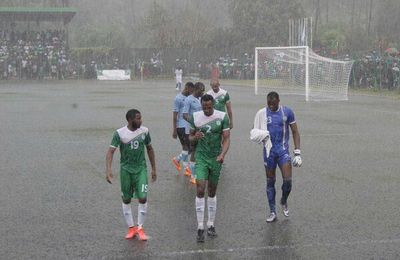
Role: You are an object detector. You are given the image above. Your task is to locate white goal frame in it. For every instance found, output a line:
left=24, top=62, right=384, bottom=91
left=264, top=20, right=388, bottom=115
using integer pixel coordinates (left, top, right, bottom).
left=255, top=46, right=353, bottom=101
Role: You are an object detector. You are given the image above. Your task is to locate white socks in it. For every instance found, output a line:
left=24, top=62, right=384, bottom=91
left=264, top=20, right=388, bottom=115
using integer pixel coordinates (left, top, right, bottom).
left=177, top=150, right=189, bottom=162
left=122, top=203, right=134, bottom=228
left=207, top=196, right=217, bottom=228
left=196, top=196, right=217, bottom=229
left=122, top=202, right=148, bottom=228
left=195, top=197, right=205, bottom=230
left=137, top=202, right=147, bottom=228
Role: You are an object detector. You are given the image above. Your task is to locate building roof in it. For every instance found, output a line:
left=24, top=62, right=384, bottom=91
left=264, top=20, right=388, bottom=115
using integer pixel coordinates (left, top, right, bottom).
left=0, top=7, right=77, bottom=24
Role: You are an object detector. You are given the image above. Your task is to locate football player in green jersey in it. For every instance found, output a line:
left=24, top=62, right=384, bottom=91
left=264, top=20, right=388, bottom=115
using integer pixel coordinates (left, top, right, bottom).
left=189, top=94, right=230, bottom=242
left=106, top=109, right=157, bottom=241
left=207, top=79, right=233, bottom=129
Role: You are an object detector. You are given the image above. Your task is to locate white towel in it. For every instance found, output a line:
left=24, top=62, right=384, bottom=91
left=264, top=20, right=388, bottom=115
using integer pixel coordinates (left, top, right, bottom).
left=251, top=107, right=273, bottom=158
left=250, top=128, right=272, bottom=158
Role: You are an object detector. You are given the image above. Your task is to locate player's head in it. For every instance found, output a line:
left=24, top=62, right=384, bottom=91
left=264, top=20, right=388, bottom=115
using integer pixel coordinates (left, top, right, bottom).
left=126, top=109, right=142, bottom=128
left=267, top=91, right=280, bottom=112
left=184, top=81, right=194, bottom=95
left=201, top=94, right=214, bottom=116
left=210, top=78, right=220, bottom=93
left=194, top=82, right=205, bottom=98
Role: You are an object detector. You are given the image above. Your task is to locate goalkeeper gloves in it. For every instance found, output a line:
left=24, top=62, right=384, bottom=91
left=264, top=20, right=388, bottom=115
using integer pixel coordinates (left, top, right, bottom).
left=292, top=149, right=302, bottom=167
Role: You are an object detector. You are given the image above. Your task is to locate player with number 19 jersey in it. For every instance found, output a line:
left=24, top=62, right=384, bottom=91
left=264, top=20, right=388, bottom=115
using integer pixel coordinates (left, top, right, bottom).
left=110, top=126, right=151, bottom=174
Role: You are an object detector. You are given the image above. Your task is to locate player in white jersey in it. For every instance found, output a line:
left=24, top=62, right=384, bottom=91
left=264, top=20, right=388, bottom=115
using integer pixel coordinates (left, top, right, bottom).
left=206, top=79, right=233, bottom=129
left=251, top=92, right=301, bottom=222
left=106, top=109, right=157, bottom=240
left=175, top=66, right=183, bottom=90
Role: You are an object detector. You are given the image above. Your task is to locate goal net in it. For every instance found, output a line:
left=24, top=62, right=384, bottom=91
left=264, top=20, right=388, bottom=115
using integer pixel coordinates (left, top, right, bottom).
left=255, top=46, right=354, bottom=101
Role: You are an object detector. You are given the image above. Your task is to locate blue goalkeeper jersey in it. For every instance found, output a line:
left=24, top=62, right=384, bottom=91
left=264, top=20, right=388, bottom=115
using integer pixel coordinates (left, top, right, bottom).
left=266, top=105, right=295, bottom=152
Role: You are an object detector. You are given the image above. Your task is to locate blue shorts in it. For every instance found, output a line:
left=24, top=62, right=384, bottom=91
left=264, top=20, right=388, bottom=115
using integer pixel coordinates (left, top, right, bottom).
left=263, top=148, right=291, bottom=170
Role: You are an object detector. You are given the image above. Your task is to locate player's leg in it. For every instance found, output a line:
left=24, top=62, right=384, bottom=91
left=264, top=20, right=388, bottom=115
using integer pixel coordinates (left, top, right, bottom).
left=172, top=128, right=188, bottom=172
left=278, top=152, right=292, bottom=217
left=181, top=133, right=190, bottom=169
left=264, top=150, right=278, bottom=222
left=178, top=128, right=189, bottom=162
left=186, top=150, right=196, bottom=176
left=265, top=167, right=277, bottom=222
left=135, top=168, right=149, bottom=241
left=185, top=142, right=193, bottom=175
left=120, top=169, right=137, bottom=239
left=195, top=160, right=208, bottom=242
left=183, top=128, right=195, bottom=179
left=186, top=141, right=197, bottom=183
left=206, top=160, right=222, bottom=237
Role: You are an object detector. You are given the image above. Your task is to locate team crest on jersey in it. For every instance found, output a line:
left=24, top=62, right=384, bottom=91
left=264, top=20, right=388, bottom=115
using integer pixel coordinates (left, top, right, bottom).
left=216, top=120, right=221, bottom=126
left=141, top=134, right=146, bottom=140
left=283, top=116, right=287, bottom=122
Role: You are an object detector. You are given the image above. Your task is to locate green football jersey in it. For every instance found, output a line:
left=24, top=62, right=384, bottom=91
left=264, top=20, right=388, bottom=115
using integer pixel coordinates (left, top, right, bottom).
left=207, top=88, right=230, bottom=112
left=189, top=110, right=230, bottom=158
left=110, top=126, right=151, bottom=173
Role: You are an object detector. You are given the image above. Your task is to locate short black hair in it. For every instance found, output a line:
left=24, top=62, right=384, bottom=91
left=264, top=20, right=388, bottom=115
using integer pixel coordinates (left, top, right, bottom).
left=185, top=82, right=194, bottom=88
left=267, top=91, right=279, bottom=100
left=126, top=109, right=140, bottom=121
left=201, top=94, right=214, bottom=103
left=194, top=81, right=205, bottom=91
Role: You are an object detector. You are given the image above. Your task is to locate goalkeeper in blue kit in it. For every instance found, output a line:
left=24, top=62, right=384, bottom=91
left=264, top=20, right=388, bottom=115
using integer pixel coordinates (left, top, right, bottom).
left=251, top=91, right=301, bottom=222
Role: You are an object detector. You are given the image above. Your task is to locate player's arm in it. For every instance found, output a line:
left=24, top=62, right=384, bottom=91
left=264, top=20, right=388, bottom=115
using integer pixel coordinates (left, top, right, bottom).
left=146, top=144, right=157, bottom=182
left=217, top=130, right=230, bottom=163
left=105, top=146, right=117, bottom=183
left=188, top=114, right=203, bottom=141
left=290, top=122, right=302, bottom=167
left=183, top=99, right=190, bottom=122
left=189, top=127, right=204, bottom=142
left=172, top=111, right=178, bottom=139
left=217, top=113, right=230, bottom=163
left=226, top=101, right=233, bottom=129
left=183, top=113, right=190, bottom=122
left=290, top=122, right=300, bottom=150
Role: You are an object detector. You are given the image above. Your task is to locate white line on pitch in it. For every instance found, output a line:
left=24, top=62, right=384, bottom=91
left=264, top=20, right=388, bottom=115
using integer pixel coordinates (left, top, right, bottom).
left=302, top=133, right=357, bottom=137
left=155, top=238, right=400, bottom=257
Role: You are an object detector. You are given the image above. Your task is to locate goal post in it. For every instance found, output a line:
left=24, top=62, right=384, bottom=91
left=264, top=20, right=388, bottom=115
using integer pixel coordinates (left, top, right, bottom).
left=255, top=46, right=354, bottom=101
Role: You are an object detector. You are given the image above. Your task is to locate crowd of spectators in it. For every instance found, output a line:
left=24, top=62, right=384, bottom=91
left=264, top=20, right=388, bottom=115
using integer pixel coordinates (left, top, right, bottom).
left=350, top=51, right=400, bottom=90
left=0, top=29, right=71, bottom=80
left=1, top=30, right=399, bottom=90
left=174, top=54, right=255, bottom=80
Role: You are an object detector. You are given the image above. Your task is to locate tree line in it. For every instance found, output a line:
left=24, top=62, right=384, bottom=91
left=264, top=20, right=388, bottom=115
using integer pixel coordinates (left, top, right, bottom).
left=1, top=0, right=399, bottom=54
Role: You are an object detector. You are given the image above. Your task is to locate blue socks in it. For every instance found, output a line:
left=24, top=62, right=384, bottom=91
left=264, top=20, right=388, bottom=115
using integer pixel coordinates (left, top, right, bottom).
left=281, top=179, right=292, bottom=205
left=266, top=177, right=276, bottom=213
